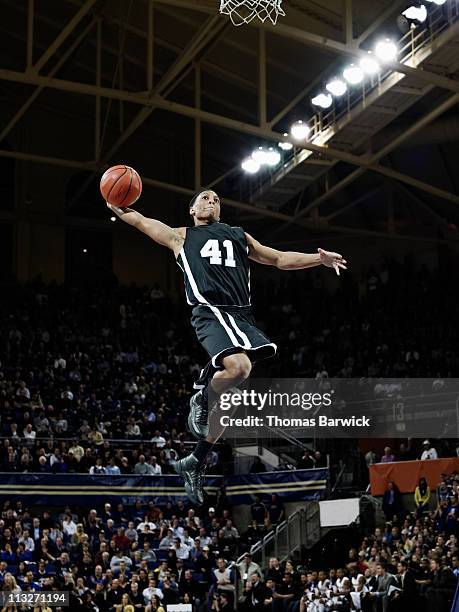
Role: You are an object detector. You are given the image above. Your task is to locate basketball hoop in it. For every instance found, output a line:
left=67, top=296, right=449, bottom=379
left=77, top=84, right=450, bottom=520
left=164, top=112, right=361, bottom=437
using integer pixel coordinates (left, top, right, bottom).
left=219, top=0, right=285, bottom=26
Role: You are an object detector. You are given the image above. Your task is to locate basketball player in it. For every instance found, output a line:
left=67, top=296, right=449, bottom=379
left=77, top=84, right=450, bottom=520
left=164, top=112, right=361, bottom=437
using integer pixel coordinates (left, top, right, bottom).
left=107, top=191, right=346, bottom=504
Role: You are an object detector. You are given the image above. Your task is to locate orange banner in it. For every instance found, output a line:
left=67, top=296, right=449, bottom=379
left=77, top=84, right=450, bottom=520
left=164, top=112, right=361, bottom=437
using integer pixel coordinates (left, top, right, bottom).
left=370, top=458, right=459, bottom=496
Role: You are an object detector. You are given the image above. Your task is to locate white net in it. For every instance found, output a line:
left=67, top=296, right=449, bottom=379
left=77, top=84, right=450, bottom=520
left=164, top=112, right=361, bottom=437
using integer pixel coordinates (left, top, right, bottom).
left=219, top=0, right=285, bottom=26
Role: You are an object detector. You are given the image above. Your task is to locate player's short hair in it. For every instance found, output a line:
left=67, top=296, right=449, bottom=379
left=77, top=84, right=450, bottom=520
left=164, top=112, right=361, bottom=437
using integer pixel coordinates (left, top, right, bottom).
left=189, top=192, right=203, bottom=207
left=189, top=190, right=219, bottom=207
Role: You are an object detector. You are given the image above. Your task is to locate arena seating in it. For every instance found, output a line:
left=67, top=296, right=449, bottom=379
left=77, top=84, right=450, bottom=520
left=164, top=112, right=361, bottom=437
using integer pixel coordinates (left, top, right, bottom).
left=0, top=262, right=458, bottom=610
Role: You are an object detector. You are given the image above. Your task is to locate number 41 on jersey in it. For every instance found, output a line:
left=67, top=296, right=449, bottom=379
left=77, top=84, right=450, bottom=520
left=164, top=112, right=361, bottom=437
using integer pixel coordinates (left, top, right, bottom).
left=200, top=239, right=236, bottom=267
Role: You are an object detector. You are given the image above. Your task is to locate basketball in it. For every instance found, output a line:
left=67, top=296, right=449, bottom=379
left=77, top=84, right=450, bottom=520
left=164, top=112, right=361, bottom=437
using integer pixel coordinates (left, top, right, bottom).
left=100, top=165, right=142, bottom=208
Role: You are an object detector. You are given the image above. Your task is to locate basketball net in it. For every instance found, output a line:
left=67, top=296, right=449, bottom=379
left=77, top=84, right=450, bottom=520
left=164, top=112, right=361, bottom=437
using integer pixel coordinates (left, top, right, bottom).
left=219, top=0, right=285, bottom=26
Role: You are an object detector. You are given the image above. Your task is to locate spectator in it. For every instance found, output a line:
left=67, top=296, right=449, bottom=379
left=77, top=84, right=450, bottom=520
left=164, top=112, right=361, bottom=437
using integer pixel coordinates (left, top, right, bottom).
left=380, top=447, right=395, bottom=463
left=421, top=440, right=439, bottom=461
left=249, top=457, right=266, bottom=474
left=250, top=496, right=266, bottom=528
left=298, top=450, right=315, bottom=470
left=268, top=495, right=284, bottom=526
left=89, top=458, right=106, bottom=475
left=134, top=456, right=150, bottom=476
left=382, top=481, right=403, bottom=522
left=237, top=553, right=262, bottom=581
left=367, top=561, right=397, bottom=612
left=414, top=477, right=431, bottom=516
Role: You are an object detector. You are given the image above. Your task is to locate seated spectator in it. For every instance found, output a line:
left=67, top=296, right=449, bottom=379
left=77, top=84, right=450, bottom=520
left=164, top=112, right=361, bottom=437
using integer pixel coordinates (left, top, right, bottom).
left=89, top=457, right=106, bottom=475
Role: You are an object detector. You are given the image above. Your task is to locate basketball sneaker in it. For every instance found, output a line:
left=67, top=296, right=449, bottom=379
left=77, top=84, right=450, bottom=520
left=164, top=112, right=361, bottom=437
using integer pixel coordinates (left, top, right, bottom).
left=188, top=390, right=210, bottom=440
left=171, top=454, right=205, bottom=505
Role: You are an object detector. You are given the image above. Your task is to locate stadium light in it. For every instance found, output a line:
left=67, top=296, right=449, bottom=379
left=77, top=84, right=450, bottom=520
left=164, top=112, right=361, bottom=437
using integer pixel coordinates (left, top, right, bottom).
left=278, top=132, right=294, bottom=151
left=241, top=157, right=260, bottom=174
left=342, top=64, right=364, bottom=85
left=265, top=147, right=281, bottom=166
left=402, top=5, right=428, bottom=22
left=311, top=93, right=333, bottom=109
left=326, top=79, right=347, bottom=97
left=83, top=248, right=88, bottom=253
left=290, top=120, right=311, bottom=141
left=360, top=52, right=380, bottom=75
left=251, top=147, right=269, bottom=164
left=374, top=38, right=398, bottom=62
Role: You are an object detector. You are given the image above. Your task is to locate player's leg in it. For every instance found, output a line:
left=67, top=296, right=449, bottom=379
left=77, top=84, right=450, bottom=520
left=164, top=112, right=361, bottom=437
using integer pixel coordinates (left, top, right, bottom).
left=188, top=352, right=252, bottom=440
left=173, top=353, right=251, bottom=505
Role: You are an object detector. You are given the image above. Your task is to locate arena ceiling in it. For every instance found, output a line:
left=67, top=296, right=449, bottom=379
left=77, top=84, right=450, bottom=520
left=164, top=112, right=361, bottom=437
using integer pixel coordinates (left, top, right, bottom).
left=1, top=0, right=459, bottom=245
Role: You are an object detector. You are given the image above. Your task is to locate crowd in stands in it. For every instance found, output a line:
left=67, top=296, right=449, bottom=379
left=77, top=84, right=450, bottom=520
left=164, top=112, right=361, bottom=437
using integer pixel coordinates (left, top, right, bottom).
left=0, top=493, right=287, bottom=612
left=0, top=477, right=457, bottom=612
left=1, top=258, right=459, bottom=610
left=1, top=258, right=459, bottom=476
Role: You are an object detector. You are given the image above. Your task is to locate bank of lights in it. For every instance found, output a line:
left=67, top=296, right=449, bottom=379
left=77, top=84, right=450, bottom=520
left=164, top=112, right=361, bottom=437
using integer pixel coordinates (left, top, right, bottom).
left=326, top=79, right=347, bottom=96
left=311, top=93, right=333, bottom=109
left=278, top=133, right=293, bottom=151
left=343, top=64, right=364, bottom=85
left=290, top=120, right=311, bottom=141
left=402, top=5, right=428, bottom=22
left=244, top=0, right=447, bottom=177
left=360, top=53, right=380, bottom=75
left=374, top=38, right=398, bottom=62
left=251, top=146, right=281, bottom=167
left=241, top=157, right=260, bottom=174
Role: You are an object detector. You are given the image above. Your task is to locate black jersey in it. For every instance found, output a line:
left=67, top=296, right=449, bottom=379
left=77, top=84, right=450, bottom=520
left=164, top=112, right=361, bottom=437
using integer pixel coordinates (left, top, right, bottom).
left=176, top=223, right=251, bottom=307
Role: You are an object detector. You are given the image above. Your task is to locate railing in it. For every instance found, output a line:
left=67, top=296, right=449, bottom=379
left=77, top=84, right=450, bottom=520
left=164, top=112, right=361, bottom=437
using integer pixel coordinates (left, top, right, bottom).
left=235, top=504, right=321, bottom=570
left=239, top=0, right=459, bottom=204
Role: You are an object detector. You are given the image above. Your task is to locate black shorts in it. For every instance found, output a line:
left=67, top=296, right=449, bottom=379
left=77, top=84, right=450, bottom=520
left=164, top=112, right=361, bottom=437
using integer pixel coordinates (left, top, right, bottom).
left=191, top=304, right=277, bottom=388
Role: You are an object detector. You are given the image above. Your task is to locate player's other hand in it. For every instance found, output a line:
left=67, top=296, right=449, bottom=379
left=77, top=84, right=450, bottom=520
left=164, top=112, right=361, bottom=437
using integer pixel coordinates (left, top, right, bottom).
left=318, top=247, right=347, bottom=276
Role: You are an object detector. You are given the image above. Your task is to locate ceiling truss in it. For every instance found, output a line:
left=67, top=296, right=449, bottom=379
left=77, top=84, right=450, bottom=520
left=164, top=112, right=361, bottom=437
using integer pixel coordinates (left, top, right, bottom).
left=0, top=0, right=458, bottom=243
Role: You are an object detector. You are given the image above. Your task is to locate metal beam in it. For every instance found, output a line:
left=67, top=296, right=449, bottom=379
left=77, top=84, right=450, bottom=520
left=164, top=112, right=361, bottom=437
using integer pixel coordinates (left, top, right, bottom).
left=102, top=15, right=227, bottom=163
left=296, top=92, right=459, bottom=219
left=94, top=18, right=101, bottom=161
left=344, top=0, right=353, bottom=44
left=371, top=165, right=459, bottom=206
left=27, top=0, right=34, bottom=69
left=57, top=0, right=289, bottom=105
left=325, top=184, right=383, bottom=221
left=147, top=0, right=154, bottom=91
left=393, top=181, right=450, bottom=230
left=258, top=29, right=267, bottom=127
left=0, top=68, right=370, bottom=167
left=354, top=0, right=408, bottom=44
left=0, top=19, right=96, bottom=144
left=2, top=66, right=459, bottom=209
left=66, top=14, right=229, bottom=211
left=33, top=0, right=97, bottom=73
left=194, top=63, right=201, bottom=191
left=146, top=0, right=214, bottom=11
left=0, top=148, right=453, bottom=245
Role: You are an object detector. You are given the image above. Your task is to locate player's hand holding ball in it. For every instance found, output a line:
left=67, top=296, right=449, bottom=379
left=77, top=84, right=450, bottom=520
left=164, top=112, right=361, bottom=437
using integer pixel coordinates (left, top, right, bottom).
left=100, top=165, right=142, bottom=214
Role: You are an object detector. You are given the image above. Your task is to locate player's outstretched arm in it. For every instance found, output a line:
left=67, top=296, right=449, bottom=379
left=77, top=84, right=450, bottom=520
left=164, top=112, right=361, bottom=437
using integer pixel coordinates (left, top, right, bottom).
left=107, top=203, right=184, bottom=253
left=246, top=233, right=347, bottom=275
